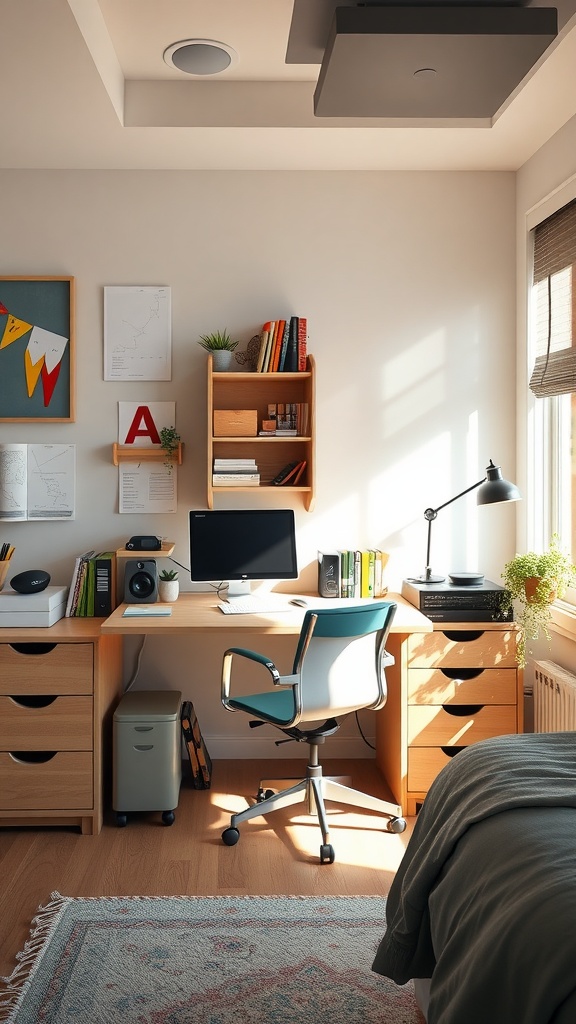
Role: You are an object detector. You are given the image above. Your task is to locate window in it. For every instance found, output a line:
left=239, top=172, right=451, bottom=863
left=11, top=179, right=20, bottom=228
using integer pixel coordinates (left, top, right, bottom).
left=528, top=199, right=576, bottom=608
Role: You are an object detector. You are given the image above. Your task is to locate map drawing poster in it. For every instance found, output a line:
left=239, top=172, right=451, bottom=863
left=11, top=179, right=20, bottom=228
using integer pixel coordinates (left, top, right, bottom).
left=0, top=443, right=76, bottom=520
left=104, top=286, right=172, bottom=381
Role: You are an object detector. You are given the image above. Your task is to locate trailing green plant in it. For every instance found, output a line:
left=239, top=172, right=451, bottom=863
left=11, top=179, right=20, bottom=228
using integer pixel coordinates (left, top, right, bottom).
left=501, top=534, right=576, bottom=667
left=159, top=568, right=178, bottom=582
left=197, top=329, right=239, bottom=352
left=159, top=426, right=181, bottom=471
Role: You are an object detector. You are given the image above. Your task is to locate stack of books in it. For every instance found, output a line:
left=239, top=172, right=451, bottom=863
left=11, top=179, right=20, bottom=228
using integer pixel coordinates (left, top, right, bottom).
left=212, top=458, right=260, bottom=486
left=318, top=549, right=390, bottom=599
left=66, top=550, right=116, bottom=616
left=258, top=402, right=309, bottom=436
left=255, top=316, right=307, bottom=373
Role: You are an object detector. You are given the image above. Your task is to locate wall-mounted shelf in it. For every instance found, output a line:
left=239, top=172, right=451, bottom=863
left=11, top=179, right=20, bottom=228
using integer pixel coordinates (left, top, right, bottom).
left=115, top=542, right=175, bottom=558
left=207, top=354, right=315, bottom=511
left=112, top=443, right=184, bottom=466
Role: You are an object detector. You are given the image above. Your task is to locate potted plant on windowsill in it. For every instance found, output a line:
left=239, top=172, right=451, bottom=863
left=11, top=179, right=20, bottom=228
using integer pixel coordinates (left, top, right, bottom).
left=158, top=568, right=179, bottom=603
left=501, top=535, right=576, bottom=667
left=197, top=329, right=239, bottom=372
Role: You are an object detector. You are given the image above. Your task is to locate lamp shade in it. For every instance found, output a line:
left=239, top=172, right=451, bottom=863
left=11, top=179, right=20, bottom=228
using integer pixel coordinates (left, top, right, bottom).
left=476, top=460, right=521, bottom=506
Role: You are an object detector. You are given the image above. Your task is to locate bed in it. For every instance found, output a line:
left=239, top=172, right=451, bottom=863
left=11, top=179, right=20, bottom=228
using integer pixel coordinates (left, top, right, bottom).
left=371, top=731, right=576, bottom=1024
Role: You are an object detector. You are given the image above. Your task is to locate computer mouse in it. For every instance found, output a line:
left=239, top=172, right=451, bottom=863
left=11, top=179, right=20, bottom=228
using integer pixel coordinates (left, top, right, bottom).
left=289, top=597, right=309, bottom=607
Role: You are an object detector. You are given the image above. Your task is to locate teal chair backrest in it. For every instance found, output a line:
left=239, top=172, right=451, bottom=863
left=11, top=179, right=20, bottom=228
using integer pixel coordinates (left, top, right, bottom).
left=291, top=601, right=397, bottom=722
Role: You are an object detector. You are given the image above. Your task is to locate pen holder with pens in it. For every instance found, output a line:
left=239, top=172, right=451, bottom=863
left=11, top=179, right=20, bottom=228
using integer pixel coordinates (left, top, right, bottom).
left=0, top=561, right=10, bottom=592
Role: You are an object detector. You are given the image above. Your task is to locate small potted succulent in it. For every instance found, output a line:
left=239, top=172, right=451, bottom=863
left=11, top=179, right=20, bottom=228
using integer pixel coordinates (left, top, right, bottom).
left=197, top=329, right=239, bottom=371
left=501, top=535, right=576, bottom=667
left=158, top=568, right=179, bottom=603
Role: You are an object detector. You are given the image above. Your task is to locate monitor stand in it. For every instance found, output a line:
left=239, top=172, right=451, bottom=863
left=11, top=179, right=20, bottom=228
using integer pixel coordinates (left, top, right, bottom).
left=227, top=580, right=252, bottom=599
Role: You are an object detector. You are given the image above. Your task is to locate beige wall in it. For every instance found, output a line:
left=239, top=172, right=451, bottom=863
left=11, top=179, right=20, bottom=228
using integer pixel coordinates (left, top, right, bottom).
left=0, top=169, right=517, bottom=756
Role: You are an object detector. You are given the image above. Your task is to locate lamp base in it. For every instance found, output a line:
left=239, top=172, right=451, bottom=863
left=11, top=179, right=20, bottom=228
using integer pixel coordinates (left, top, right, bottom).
left=407, top=573, right=446, bottom=585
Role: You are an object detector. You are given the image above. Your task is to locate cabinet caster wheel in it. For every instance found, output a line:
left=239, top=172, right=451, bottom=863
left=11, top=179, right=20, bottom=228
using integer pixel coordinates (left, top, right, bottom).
left=222, top=827, right=240, bottom=846
left=116, top=812, right=128, bottom=828
left=387, top=816, right=407, bottom=834
left=162, top=811, right=175, bottom=826
left=320, top=843, right=335, bottom=864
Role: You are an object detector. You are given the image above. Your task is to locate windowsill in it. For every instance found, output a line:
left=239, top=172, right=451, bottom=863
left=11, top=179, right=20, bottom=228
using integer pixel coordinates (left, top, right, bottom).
left=549, top=600, right=576, bottom=642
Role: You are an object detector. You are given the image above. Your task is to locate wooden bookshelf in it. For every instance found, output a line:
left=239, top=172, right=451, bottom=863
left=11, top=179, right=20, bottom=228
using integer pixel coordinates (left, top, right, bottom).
left=207, top=354, right=315, bottom=511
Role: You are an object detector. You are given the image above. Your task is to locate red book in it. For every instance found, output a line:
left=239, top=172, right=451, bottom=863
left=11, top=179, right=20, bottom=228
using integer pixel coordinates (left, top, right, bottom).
left=297, top=318, right=307, bottom=371
left=271, top=319, right=286, bottom=372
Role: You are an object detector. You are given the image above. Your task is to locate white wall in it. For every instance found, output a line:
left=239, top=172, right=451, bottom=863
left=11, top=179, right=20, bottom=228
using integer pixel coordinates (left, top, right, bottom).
left=0, top=170, right=517, bottom=756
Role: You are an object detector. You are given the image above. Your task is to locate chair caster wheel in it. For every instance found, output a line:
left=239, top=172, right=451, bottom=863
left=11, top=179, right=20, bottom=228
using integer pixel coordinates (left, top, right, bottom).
left=256, top=788, right=275, bottom=802
left=222, top=827, right=240, bottom=846
left=116, top=812, right=128, bottom=828
left=320, top=843, right=335, bottom=864
left=162, top=811, right=175, bottom=826
left=387, top=816, right=407, bottom=834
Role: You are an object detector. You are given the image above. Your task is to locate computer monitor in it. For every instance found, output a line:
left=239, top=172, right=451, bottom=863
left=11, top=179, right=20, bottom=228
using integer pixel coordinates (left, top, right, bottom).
left=189, top=508, right=298, bottom=598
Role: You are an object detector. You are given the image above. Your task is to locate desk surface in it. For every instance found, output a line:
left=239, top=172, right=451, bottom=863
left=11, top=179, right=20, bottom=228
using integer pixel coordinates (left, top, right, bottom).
left=100, top=592, right=433, bottom=636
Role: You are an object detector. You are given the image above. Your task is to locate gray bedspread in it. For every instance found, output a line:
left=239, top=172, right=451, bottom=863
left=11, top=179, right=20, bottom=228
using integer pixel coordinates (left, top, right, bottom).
left=372, top=732, right=576, bottom=1024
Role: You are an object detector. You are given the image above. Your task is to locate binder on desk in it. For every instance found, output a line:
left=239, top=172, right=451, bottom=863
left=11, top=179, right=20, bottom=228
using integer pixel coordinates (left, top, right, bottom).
left=181, top=700, right=212, bottom=789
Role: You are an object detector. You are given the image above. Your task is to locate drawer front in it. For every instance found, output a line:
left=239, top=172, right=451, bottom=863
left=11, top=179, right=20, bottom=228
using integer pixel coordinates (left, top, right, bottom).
left=408, top=747, right=464, bottom=793
left=0, top=695, right=93, bottom=750
left=0, top=751, right=93, bottom=809
left=407, top=703, right=517, bottom=746
left=407, top=667, right=518, bottom=705
left=0, top=643, right=93, bottom=695
left=407, top=629, right=517, bottom=669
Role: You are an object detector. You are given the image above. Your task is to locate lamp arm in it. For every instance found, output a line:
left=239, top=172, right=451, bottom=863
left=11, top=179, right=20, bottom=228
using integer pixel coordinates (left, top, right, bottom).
left=422, top=475, right=487, bottom=579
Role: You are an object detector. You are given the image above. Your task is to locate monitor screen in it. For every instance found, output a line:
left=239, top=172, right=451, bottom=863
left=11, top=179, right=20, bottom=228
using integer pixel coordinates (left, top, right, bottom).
left=189, top=509, right=298, bottom=595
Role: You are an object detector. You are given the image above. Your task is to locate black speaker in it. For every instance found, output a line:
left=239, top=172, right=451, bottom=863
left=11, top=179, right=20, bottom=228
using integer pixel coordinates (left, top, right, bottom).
left=124, top=560, right=158, bottom=603
left=318, top=551, right=340, bottom=598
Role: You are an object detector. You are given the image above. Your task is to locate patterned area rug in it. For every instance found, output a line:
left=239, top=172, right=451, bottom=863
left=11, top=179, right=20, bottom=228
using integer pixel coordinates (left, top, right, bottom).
left=0, top=893, right=421, bottom=1024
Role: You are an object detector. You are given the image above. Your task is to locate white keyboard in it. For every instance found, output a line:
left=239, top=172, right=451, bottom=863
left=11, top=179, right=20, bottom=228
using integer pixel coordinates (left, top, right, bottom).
left=218, top=596, right=295, bottom=615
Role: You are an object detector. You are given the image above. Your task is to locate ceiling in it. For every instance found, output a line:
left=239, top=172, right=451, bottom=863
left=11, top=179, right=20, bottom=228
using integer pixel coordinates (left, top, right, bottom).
left=2, top=0, right=576, bottom=171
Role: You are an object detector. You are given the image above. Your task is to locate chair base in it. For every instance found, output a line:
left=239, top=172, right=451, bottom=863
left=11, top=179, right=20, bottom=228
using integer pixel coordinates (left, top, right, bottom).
left=229, top=762, right=405, bottom=849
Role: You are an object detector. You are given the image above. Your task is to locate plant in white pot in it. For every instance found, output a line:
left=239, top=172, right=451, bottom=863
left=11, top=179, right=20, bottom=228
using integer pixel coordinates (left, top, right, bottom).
left=158, top=568, right=179, bottom=603
left=501, top=535, right=576, bottom=667
left=197, top=329, right=239, bottom=372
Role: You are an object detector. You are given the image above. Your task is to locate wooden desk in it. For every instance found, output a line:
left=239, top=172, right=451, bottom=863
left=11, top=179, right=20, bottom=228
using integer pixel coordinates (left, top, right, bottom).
left=100, top=591, right=432, bottom=637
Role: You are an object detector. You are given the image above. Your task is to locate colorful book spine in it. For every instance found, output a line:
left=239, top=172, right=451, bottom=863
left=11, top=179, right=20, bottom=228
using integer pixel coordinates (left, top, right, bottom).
left=297, top=317, right=307, bottom=371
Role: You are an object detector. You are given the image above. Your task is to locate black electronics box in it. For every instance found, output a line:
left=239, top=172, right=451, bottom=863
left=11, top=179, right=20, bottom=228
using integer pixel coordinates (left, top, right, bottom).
left=401, top=578, right=512, bottom=622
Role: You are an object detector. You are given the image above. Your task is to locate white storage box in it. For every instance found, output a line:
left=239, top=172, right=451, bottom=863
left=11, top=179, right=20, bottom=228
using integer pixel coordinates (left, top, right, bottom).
left=0, top=585, right=68, bottom=627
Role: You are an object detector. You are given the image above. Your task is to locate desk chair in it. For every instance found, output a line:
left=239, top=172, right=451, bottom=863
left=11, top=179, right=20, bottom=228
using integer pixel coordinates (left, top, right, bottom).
left=220, top=600, right=406, bottom=863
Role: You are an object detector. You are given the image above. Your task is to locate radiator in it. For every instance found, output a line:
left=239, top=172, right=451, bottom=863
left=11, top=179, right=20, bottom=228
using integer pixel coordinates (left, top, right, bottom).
left=533, top=660, right=576, bottom=732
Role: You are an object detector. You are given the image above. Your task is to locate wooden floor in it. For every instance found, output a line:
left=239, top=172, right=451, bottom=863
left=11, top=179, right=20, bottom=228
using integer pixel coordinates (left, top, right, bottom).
left=0, top=758, right=414, bottom=976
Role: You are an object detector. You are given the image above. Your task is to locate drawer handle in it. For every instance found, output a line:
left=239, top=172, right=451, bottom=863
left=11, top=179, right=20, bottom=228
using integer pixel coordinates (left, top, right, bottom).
left=441, top=746, right=466, bottom=758
left=442, top=704, right=484, bottom=717
left=134, top=745, right=154, bottom=751
left=442, top=631, right=484, bottom=643
left=441, top=668, right=483, bottom=682
left=134, top=726, right=153, bottom=733
left=9, top=751, right=57, bottom=764
left=9, top=642, right=57, bottom=656
left=9, top=695, right=58, bottom=709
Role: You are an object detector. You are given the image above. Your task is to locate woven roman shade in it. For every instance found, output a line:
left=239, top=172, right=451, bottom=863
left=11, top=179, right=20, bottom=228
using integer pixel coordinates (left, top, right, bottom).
left=530, top=199, right=576, bottom=397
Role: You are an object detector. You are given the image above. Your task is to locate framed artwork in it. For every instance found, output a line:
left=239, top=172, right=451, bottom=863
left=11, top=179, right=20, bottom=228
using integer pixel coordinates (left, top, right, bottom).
left=0, top=276, right=75, bottom=422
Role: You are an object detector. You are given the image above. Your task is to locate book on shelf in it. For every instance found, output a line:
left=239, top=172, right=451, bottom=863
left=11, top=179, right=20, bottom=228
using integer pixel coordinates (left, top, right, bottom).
left=285, top=316, right=299, bottom=372
left=297, top=317, right=307, bottom=371
left=277, top=320, right=291, bottom=371
left=213, top=459, right=258, bottom=470
left=256, top=326, right=269, bottom=373
left=213, top=476, right=260, bottom=486
left=270, top=319, right=286, bottom=372
left=65, top=549, right=94, bottom=616
left=292, top=460, right=307, bottom=484
left=260, top=321, right=275, bottom=372
left=271, top=460, right=301, bottom=485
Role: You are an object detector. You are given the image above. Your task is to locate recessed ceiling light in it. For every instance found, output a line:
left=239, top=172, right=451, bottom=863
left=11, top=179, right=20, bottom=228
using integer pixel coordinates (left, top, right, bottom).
left=163, top=39, right=238, bottom=76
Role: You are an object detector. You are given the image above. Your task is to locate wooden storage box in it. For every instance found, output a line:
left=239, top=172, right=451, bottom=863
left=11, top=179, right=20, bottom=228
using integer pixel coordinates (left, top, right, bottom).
left=213, top=409, right=257, bottom=437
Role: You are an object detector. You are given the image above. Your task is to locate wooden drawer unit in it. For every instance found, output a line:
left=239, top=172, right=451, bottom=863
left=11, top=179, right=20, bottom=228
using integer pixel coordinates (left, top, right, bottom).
left=0, top=623, right=122, bottom=834
left=376, top=621, right=523, bottom=817
left=0, top=642, right=93, bottom=695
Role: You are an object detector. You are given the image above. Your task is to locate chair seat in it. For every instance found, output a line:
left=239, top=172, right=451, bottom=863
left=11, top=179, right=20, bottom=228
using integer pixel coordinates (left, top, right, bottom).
left=228, top=688, right=296, bottom=726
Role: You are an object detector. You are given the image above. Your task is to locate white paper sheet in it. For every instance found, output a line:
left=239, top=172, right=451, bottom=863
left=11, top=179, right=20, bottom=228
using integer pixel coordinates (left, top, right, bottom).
left=0, top=443, right=75, bottom=520
left=104, top=286, right=172, bottom=381
left=119, top=461, right=177, bottom=514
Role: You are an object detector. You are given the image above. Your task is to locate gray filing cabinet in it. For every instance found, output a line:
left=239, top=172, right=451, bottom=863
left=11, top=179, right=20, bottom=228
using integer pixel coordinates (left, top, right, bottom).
left=113, top=689, right=182, bottom=826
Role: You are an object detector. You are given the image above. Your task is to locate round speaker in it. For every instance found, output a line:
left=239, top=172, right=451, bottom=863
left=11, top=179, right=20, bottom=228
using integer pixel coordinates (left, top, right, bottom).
left=129, top=570, right=156, bottom=600
left=11, top=569, right=51, bottom=594
left=448, top=572, right=484, bottom=587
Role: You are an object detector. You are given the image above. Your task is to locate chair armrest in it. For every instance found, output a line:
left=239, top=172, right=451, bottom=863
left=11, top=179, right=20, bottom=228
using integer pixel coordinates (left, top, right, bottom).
left=222, top=646, right=281, bottom=703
